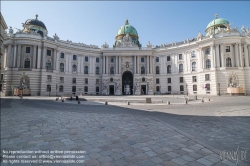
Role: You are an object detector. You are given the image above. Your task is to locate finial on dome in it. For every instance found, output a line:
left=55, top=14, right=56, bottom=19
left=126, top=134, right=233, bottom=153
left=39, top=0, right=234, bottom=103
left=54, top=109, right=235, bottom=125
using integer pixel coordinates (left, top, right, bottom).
left=125, top=19, right=129, bottom=25
left=215, top=14, right=218, bottom=19
left=36, top=14, right=38, bottom=19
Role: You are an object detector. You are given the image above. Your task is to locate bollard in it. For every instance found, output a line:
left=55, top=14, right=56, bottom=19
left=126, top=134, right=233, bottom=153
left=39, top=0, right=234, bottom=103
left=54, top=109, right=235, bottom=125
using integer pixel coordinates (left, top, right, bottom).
left=185, top=100, right=188, bottom=104
left=208, top=98, right=210, bottom=101
left=201, top=97, right=204, bottom=102
left=167, top=101, right=170, bottom=105
left=78, top=100, right=80, bottom=104
left=127, top=102, right=130, bottom=105
left=162, top=100, right=163, bottom=103
left=105, top=101, right=108, bottom=105
left=195, top=95, right=197, bottom=100
left=62, top=99, right=64, bottom=102
left=56, top=98, right=58, bottom=101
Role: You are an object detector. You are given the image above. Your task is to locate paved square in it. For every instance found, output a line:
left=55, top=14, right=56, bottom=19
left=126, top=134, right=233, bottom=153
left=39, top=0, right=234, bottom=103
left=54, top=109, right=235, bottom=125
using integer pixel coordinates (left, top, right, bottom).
left=1, top=95, right=249, bottom=166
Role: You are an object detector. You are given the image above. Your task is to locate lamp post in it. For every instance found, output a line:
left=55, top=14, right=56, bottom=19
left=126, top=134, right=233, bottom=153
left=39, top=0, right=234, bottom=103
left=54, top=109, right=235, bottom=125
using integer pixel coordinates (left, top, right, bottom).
left=218, top=83, right=221, bottom=96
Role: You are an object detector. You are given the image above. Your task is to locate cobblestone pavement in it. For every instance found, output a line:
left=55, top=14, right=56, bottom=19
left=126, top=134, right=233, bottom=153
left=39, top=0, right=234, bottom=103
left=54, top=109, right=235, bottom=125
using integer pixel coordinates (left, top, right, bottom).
left=1, top=96, right=250, bottom=166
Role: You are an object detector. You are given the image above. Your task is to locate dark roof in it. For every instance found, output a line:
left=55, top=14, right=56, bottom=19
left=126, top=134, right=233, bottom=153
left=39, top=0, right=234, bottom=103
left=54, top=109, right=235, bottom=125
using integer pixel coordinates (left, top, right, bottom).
left=25, top=19, right=47, bottom=30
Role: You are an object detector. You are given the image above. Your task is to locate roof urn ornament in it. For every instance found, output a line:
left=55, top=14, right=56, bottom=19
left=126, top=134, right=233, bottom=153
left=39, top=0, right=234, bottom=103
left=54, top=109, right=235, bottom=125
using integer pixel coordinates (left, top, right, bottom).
left=197, top=32, right=203, bottom=40
left=9, top=26, right=13, bottom=34
left=101, top=42, right=109, bottom=48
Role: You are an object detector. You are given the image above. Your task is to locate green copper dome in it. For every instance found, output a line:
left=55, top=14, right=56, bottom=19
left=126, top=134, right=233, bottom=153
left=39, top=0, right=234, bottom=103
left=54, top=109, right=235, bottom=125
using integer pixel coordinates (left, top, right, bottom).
left=116, top=20, right=138, bottom=37
left=206, top=15, right=229, bottom=30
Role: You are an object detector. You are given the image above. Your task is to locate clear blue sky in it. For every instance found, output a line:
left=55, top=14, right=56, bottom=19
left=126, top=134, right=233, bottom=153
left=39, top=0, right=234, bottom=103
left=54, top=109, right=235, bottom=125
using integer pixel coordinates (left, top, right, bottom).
left=2, top=1, right=250, bottom=47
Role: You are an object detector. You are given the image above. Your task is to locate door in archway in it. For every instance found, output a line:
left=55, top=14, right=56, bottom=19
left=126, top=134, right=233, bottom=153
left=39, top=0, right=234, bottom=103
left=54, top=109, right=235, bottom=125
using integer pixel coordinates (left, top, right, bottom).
left=122, top=71, right=133, bottom=95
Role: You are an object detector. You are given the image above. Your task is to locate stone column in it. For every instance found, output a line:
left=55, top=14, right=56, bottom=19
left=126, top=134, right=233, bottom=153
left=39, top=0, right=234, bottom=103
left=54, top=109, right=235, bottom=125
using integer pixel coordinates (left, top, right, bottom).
left=37, top=46, right=41, bottom=69
left=53, top=49, right=57, bottom=70
left=7, top=44, right=12, bottom=67
left=16, top=45, right=21, bottom=68
left=231, top=44, right=235, bottom=67
left=42, top=46, right=47, bottom=69
left=69, top=54, right=72, bottom=73
left=215, top=44, right=220, bottom=68
left=3, top=46, right=7, bottom=68
left=56, top=51, right=60, bottom=71
left=115, top=56, right=118, bottom=74
left=77, top=55, right=81, bottom=73
left=235, top=43, right=239, bottom=67
left=220, top=44, right=225, bottom=67
left=201, top=49, right=204, bottom=69
left=119, top=56, right=121, bottom=74
left=12, top=44, right=17, bottom=68
left=244, top=43, right=249, bottom=67
left=102, top=56, right=105, bottom=74
left=239, top=44, right=243, bottom=67
left=137, top=56, right=139, bottom=74
left=210, top=45, right=215, bottom=68
left=33, top=45, right=37, bottom=69
left=147, top=55, right=149, bottom=74
left=134, top=55, right=136, bottom=74
left=184, top=52, right=188, bottom=72
left=197, top=49, right=201, bottom=70
left=106, top=56, right=109, bottom=74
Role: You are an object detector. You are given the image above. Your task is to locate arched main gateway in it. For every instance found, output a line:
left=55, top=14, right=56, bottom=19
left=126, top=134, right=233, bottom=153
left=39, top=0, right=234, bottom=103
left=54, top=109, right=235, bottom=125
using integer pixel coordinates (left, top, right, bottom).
left=122, top=71, right=133, bottom=95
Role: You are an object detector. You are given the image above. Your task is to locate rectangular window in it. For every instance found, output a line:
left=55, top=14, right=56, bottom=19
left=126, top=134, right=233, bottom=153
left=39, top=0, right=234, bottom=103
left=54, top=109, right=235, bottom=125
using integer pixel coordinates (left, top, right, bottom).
left=205, top=48, right=210, bottom=55
left=73, top=55, right=77, bottom=60
left=192, top=76, right=197, bottom=82
left=1, top=74, right=3, bottom=81
left=72, top=78, right=76, bottom=84
left=59, top=86, right=63, bottom=92
left=47, top=50, right=51, bottom=56
left=179, top=54, right=183, bottom=60
left=141, top=57, right=144, bottom=62
left=47, top=85, right=51, bottom=92
left=180, top=77, right=183, bottom=83
left=85, top=78, right=88, bottom=84
left=0, top=84, right=2, bottom=91
left=60, top=53, right=64, bottom=59
left=205, top=74, right=210, bottom=81
left=110, top=57, right=114, bottom=63
left=85, top=56, right=88, bottom=62
left=180, top=85, right=184, bottom=92
left=191, top=51, right=196, bottom=58
left=96, top=79, right=99, bottom=84
left=156, top=86, right=160, bottom=92
left=25, top=47, right=31, bottom=53
left=226, top=46, right=230, bottom=52
left=167, top=56, right=170, bottom=61
left=96, top=57, right=99, bottom=63
left=72, top=86, right=76, bottom=92
left=168, top=86, right=171, bottom=92
left=60, top=77, right=64, bottom=83
left=156, top=78, right=160, bottom=84
left=206, top=84, right=210, bottom=91
left=156, top=57, right=159, bottom=62
left=47, top=75, right=52, bottom=82
left=168, top=78, right=171, bottom=83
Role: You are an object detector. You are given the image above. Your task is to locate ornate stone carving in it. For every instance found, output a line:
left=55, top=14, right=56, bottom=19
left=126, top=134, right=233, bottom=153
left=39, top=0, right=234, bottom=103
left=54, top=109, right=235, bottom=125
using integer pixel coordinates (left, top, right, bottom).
left=115, top=34, right=138, bottom=48
left=241, top=25, right=250, bottom=35
left=20, top=72, right=30, bottom=89
left=146, top=41, right=153, bottom=48
left=197, top=32, right=203, bottom=40
left=101, top=42, right=109, bottom=48
left=53, top=33, right=60, bottom=41
left=9, top=26, right=13, bottom=34
left=228, top=72, right=239, bottom=87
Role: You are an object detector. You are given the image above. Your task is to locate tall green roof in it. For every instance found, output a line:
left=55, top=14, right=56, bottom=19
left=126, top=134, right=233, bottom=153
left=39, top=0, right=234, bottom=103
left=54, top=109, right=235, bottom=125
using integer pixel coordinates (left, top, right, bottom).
left=116, top=20, right=138, bottom=37
left=206, top=16, right=229, bottom=30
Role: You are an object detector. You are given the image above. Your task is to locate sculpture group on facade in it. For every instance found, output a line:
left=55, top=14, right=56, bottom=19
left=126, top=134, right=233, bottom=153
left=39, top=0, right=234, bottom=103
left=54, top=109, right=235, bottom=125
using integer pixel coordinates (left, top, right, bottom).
left=101, top=42, right=109, bottom=48
left=115, top=34, right=139, bottom=48
left=228, top=73, right=239, bottom=88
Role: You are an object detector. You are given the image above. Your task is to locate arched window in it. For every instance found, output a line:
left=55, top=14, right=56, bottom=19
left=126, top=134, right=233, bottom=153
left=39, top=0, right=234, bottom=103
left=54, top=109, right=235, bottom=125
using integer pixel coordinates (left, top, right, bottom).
left=84, top=66, right=88, bottom=74
left=192, top=62, right=196, bottom=71
left=180, top=85, right=184, bottom=92
left=141, top=66, right=145, bottom=74
left=156, top=66, right=160, bottom=74
left=206, top=59, right=211, bottom=69
left=110, top=66, right=114, bottom=74
left=72, top=64, right=77, bottom=73
left=96, top=66, right=100, bottom=75
left=205, top=83, right=210, bottom=91
left=226, top=57, right=232, bottom=67
left=96, top=86, right=99, bottom=93
left=73, top=55, right=77, bottom=60
left=167, top=65, right=171, bottom=73
left=193, top=85, right=197, bottom=91
left=84, top=86, right=88, bottom=92
left=59, top=85, right=63, bottom=92
left=179, top=64, right=183, bottom=73
left=60, top=63, right=64, bottom=72
left=24, top=58, right=30, bottom=68
left=191, top=51, right=196, bottom=58
left=46, top=61, right=51, bottom=70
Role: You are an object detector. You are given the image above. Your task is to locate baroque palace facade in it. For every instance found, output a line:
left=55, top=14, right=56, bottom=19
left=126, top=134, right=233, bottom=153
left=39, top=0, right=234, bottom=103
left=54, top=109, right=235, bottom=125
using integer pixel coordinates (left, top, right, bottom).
left=1, top=14, right=250, bottom=96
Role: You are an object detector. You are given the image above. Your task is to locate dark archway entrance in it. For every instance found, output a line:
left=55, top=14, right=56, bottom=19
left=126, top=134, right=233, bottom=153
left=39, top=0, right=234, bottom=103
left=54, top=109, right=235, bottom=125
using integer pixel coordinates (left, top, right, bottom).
left=122, top=71, right=133, bottom=95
